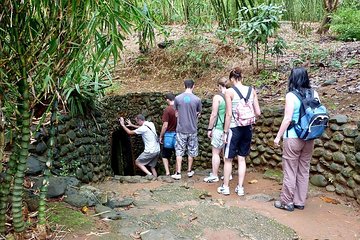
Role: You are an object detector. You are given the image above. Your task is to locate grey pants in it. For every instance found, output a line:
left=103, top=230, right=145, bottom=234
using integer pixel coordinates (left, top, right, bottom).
left=280, top=138, right=314, bottom=206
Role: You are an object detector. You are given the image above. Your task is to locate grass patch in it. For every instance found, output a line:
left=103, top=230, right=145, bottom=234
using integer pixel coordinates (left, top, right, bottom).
left=47, top=202, right=94, bottom=231
left=263, top=169, right=283, bottom=183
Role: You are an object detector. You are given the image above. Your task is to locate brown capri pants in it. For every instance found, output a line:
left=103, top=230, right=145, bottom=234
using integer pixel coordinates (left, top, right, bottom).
left=280, top=138, right=314, bottom=206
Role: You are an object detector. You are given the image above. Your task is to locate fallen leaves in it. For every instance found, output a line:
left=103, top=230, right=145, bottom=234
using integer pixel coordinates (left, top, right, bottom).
left=320, top=196, right=340, bottom=204
left=248, top=179, right=258, bottom=184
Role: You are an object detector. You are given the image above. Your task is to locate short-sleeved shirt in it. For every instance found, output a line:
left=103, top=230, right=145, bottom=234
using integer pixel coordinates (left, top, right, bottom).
left=134, top=121, right=160, bottom=153
left=284, top=90, right=319, bottom=138
left=174, top=92, right=202, bottom=134
left=162, top=105, right=176, bottom=132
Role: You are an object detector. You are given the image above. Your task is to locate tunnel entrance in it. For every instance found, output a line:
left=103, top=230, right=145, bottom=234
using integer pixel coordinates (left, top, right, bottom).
left=111, top=129, right=136, bottom=176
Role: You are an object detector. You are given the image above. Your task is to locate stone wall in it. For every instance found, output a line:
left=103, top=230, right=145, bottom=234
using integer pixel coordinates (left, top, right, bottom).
left=28, top=112, right=111, bottom=183
left=27, top=92, right=360, bottom=204
left=102, top=92, right=360, bottom=204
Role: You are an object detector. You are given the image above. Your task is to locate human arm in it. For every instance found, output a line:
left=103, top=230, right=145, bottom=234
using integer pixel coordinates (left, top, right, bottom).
left=207, top=95, right=220, bottom=138
left=252, top=89, right=261, bottom=117
left=222, top=89, right=233, bottom=143
left=197, top=98, right=202, bottom=119
left=119, top=117, right=136, bottom=135
left=126, top=119, right=140, bottom=129
left=159, top=122, right=168, bottom=144
left=274, top=93, right=295, bottom=146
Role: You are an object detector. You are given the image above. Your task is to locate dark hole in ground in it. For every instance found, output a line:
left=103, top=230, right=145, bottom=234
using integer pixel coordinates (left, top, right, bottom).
left=111, top=129, right=135, bottom=175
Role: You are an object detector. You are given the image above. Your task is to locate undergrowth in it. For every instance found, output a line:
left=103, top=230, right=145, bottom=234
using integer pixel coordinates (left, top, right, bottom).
left=126, top=35, right=245, bottom=80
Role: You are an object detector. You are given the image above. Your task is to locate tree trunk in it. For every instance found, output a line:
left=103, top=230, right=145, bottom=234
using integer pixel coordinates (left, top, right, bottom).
left=0, top=141, right=19, bottom=234
left=38, top=99, right=57, bottom=229
left=0, top=99, right=4, bottom=170
left=317, top=0, right=340, bottom=34
left=12, top=78, right=31, bottom=233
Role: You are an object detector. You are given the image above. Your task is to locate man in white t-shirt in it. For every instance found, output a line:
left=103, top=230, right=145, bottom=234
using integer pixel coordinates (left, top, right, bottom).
left=119, top=114, right=160, bottom=177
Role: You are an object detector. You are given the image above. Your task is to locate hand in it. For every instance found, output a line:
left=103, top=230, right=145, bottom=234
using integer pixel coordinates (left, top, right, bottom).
left=126, top=119, right=132, bottom=127
left=119, top=117, right=125, bottom=126
left=207, top=130, right=212, bottom=139
left=274, top=136, right=281, bottom=147
left=159, top=136, right=163, bottom=144
left=222, top=132, right=228, bottom=144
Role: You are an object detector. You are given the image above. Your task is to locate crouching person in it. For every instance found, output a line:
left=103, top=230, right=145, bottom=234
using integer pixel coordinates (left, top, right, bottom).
left=119, top=114, right=160, bottom=177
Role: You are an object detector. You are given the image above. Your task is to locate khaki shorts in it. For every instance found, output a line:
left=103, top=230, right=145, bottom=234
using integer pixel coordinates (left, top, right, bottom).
left=137, top=151, right=160, bottom=167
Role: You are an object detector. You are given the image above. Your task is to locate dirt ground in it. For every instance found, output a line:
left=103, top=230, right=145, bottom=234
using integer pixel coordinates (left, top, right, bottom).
left=110, top=23, right=360, bottom=121
left=72, top=171, right=360, bottom=240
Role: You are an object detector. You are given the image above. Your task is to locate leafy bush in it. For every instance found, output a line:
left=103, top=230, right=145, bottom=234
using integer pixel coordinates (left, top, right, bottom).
left=167, top=36, right=224, bottom=77
left=238, top=4, right=284, bottom=70
left=331, top=7, right=360, bottom=41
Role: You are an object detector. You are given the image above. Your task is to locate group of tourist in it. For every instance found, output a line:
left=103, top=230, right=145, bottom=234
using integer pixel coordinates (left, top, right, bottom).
left=118, top=67, right=319, bottom=212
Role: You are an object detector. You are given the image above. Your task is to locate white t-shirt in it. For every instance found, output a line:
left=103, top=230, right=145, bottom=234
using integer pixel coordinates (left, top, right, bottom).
left=134, top=121, right=160, bottom=153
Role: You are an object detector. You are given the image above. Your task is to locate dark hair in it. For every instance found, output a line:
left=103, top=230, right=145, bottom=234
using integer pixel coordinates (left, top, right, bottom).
left=229, top=67, right=242, bottom=81
left=135, top=114, right=145, bottom=121
left=288, top=67, right=311, bottom=93
left=184, top=79, right=195, bottom=89
left=165, top=93, right=175, bottom=101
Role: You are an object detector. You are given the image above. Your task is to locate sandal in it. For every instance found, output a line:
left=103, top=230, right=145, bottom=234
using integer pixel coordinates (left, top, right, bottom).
left=274, top=200, right=294, bottom=212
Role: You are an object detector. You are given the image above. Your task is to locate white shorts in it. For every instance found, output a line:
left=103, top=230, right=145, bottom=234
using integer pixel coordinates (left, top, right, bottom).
left=211, top=129, right=225, bottom=149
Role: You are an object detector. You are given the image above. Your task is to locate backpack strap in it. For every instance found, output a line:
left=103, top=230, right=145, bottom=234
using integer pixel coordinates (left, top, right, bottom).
left=233, top=86, right=252, bottom=103
left=286, top=89, right=313, bottom=134
left=145, top=123, right=158, bottom=138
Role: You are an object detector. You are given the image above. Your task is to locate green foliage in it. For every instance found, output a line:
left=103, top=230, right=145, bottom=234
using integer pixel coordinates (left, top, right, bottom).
left=283, top=0, right=324, bottom=21
left=0, top=0, right=144, bottom=234
left=167, top=36, right=223, bottom=77
left=59, top=159, right=81, bottom=176
left=331, top=7, right=360, bottom=41
left=238, top=4, right=284, bottom=69
left=254, top=70, right=281, bottom=88
left=268, top=37, right=287, bottom=66
left=281, top=0, right=323, bottom=34
left=300, top=47, right=331, bottom=65
left=329, top=60, right=342, bottom=69
left=47, top=202, right=93, bottom=229
left=345, top=59, right=360, bottom=68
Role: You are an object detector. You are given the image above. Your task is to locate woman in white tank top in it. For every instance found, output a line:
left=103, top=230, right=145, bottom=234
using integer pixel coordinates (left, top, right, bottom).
left=217, top=67, right=261, bottom=196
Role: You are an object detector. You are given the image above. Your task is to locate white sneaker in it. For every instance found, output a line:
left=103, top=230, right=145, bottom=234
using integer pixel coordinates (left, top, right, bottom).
left=221, top=175, right=233, bottom=181
left=171, top=172, right=181, bottom=180
left=187, top=170, right=195, bottom=177
left=235, top=185, right=244, bottom=196
left=217, top=185, right=230, bottom=195
left=204, top=173, right=219, bottom=183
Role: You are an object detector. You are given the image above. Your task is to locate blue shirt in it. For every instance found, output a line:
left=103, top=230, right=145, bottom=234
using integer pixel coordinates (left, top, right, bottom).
left=283, top=90, right=319, bottom=138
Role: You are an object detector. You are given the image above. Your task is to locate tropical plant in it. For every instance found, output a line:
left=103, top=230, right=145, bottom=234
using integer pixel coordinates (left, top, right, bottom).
left=268, top=37, right=287, bottom=67
left=238, top=4, right=284, bottom=70
left=0, top=0, right=149, bottom=237
left=330, top=7, right=360, bottom=41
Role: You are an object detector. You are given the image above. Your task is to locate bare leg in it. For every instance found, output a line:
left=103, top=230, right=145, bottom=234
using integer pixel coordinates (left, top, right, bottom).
left=162, top=158, right=170, bottom=175
left=135, top=160, right=152, bottom=175
left=151, top=167, right=157, bottom=177
left=176, top=155, right=182, bottom=173
left=212, top=148, right=221, bottom=177
left=223, top=158, right=233, bottom=187
left=237, top=156, right=246, bottom=187
left=187, top=156, right=193, bottom=172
